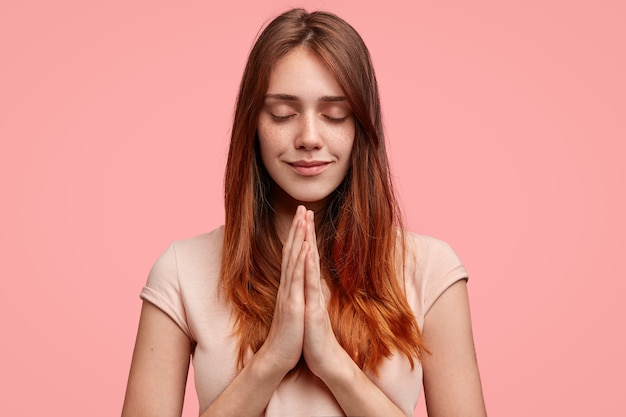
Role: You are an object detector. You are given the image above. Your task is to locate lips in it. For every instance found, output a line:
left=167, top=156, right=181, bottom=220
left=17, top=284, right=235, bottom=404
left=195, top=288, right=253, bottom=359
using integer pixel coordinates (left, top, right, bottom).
left=288, top=160, right=331, bottom=176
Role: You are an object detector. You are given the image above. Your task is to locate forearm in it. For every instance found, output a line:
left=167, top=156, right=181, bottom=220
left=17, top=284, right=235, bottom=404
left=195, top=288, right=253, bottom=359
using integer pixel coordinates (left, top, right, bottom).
left=320, top=349, right=409, bottom=417
left=200, top=346, right=288, bottom=417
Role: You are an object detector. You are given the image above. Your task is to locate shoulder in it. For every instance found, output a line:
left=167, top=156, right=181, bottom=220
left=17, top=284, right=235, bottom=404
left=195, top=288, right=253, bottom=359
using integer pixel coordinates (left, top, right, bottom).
left=144, top=226, right=224, bottom=294
left=169, top=226, right=224, bottom=268
left=403, top=231, right=449, bottom=251
left=170, top=225, right=224, bottom=255
left=141, top=226, right=225, bottom=339
left=148, top=226, right=224, bottom=275
left=403, top=231, right=464, bottom=270
left=400, top=231, right=468, bottom=321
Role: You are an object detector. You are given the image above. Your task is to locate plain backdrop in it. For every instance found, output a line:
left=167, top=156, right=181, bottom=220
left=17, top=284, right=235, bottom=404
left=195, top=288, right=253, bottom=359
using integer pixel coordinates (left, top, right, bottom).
left=1, top=0, right=624, bottom=416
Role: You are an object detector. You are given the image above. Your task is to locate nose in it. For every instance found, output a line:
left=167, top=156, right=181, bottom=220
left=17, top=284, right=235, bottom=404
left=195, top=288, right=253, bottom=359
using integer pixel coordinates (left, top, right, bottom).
left=294, top=113, right=323, bottom=150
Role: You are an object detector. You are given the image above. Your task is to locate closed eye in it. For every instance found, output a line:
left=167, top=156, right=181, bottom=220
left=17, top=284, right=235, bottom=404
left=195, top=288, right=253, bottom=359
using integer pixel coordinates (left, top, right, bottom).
left=323, top=115, right=349, bottom=123
left=271, top=113, right=296, bottom=121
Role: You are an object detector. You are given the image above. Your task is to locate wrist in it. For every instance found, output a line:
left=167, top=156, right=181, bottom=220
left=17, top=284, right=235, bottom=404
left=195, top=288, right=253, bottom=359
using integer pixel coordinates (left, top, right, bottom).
left=253, top=344, right=293, bottom=382
left=314, top=345, right=356, bottom=388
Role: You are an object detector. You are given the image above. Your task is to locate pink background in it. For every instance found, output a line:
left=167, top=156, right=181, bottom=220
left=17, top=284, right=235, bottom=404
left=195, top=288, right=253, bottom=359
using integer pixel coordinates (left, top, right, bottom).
left=1, top=0, right=624, bottom=416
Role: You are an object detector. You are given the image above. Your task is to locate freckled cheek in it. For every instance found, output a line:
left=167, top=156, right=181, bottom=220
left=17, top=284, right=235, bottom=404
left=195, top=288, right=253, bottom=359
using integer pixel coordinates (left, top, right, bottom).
left=326, top=125, right=356, bottom=157
left=258, top=120, right=293, bottom=144
left=257, top=124, right=292, bottom=167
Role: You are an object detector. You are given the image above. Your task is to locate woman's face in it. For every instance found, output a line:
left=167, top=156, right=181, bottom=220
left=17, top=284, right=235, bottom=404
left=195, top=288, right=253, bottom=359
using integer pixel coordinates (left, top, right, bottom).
left=257, top=47, right=355, bottom=210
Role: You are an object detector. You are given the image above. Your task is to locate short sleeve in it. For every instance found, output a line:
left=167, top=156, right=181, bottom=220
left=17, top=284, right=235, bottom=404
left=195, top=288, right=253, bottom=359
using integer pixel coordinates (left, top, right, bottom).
left=421, top=238, right=468, bottom=315
left=139, top=243, right=192, bottom=338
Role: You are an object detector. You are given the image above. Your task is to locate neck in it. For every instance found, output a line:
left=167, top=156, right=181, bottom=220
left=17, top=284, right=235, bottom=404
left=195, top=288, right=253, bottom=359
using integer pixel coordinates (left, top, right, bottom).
left=269, top=187, right=326, bottom=244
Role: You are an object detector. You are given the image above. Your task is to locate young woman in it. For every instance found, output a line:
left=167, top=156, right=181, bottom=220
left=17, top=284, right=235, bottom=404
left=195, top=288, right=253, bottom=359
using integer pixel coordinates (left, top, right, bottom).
left=122, top=9, right=486, bottom=417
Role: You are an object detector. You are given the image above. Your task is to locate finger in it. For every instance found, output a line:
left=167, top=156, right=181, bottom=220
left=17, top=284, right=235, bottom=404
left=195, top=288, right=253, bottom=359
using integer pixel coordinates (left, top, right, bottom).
left=281, top=206, right=305, bottom=280
left=303, top=211, right=322, bottom=301
left=282, top=210, right=307, bottom=293
left=305, top=210, right=320, bottom=262
left=281, top=219, right=303, bottom=294
left=289, top=241, right=308, bottom=304
left=304, top=246, right=322, bottom=305
left=282, top=206, right=304, bottom=259
left=288, top=214, right=307, bottom=270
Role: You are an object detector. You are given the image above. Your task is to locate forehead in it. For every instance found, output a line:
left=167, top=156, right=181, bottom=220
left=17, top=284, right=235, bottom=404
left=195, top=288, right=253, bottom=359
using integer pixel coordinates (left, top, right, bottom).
left=266, top=47, right=344, bottom=98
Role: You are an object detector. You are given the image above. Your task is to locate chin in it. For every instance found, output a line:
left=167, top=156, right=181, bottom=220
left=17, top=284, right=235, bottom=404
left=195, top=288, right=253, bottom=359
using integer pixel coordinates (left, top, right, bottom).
left=285, top=190, right=333, bottom=206
left=270, top=180, right=341, bottom=210
left=291, top=194, right=330, bottom=205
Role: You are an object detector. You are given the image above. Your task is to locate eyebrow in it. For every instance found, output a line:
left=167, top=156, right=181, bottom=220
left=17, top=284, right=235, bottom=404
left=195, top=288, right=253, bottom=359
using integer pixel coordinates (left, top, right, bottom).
left=264, top=93, right=347, bottom=102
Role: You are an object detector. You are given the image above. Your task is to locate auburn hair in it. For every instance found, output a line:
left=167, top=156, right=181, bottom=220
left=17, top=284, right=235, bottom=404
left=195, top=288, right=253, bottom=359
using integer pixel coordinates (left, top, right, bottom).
left=221, top=8, right=426, bottom=375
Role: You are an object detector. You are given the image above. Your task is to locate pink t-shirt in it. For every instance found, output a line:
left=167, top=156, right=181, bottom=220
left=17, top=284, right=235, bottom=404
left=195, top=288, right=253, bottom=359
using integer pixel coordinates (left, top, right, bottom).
left=140, top=226, right=467, bottom=416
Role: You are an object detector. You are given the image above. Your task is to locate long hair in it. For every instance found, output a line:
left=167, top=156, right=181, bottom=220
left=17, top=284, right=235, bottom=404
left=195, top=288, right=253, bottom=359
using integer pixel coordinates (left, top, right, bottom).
left=221, top=8, right=426, bottom=375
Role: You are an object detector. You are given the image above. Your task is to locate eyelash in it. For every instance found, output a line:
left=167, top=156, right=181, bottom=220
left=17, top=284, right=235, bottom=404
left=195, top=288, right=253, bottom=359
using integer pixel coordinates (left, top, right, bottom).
left=271, top=114, right=295, bottom=121
left=270, top=114, right=348, bottom=123
left=324, top=115, right=348, bottom=123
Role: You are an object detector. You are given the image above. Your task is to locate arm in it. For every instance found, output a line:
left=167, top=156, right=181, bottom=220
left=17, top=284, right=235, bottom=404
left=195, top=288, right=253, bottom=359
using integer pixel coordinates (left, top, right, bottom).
left=421, top=280, right=487, bottom=417
left=301, top=210, right=409, bottom=417
left=121, top=301, right=192, bottom=417
left=121, top=301, right=296, bottom=417
left=196, top=345, right=292, bottom=417
left=123, top=208, right=311, bottom=417
left=200, top=206, right=309, bottom=416
left=312, top=349, right=410, bottom=417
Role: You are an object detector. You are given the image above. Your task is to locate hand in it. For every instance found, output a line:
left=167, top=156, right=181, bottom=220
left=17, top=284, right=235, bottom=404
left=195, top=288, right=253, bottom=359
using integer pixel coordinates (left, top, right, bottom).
left=258, top=205, right=308, bottom=374
left=301, top=209, right=345, bottom=380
